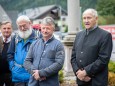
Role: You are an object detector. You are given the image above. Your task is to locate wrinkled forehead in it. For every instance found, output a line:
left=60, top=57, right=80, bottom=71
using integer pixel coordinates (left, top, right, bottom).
left=83, top=11, right=93, bottom=16
left=83, top=12, right=94, bottom=18
left=41, top=24, right=53, bottom=29
left=0, top=22, right=12, bottom=29
left=17, top=20, right=29, bottom=24
left=83, top=9, right=98, bottom=18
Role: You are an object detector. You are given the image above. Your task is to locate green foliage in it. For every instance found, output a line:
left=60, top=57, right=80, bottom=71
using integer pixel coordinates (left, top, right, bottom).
left=0, top=0, right=67, bottom=12
left=80, top=0, right=97, bottom=12
left=98, top=15, right=115, bottom=25
left=98, top=16, right=107, bottom=25
left=96, top=0, right=115, bottom=16
left=108, top=60, right=115, bottom=73
left=108, top=61, right=115, bottom=85
left=0, top=0, right=98, bottom=13
left=108, top=72, right=115, bottom=85
left=59, top=70, right=64, bottom=83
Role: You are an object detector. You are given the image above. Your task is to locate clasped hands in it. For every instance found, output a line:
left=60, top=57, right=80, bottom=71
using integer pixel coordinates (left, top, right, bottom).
left=76, top=69, right=91, bottom=82
left=32, top=70, right=46, bottom=81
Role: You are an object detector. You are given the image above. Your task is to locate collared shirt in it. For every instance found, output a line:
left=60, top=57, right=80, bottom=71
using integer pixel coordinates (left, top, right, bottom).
left=2, top=35, right=11, bottom=43
left=42, top=35, right=53, bottom=44
left=86, top=25, right=97, bottom=35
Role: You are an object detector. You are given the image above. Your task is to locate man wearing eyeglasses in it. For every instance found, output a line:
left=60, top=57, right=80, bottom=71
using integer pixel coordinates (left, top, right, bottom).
left=7, top=15, right=38, bottom=86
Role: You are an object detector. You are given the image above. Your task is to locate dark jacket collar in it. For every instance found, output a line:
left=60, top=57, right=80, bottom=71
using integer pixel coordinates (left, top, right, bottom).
left=42, top=35, right=55, bottom=44
left=85, top=25, right=98, bottom=35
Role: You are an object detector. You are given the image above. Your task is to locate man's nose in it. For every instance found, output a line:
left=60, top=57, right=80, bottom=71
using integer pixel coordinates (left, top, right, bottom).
left=44, top=28, right=47, bottom=32
left=21, top=26, right=25, bottom=31
left=5, top=28, right=9, bottom=32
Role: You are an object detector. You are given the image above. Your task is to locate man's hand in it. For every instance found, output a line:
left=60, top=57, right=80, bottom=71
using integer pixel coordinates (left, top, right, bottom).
left=32, top=70, right=46, bottom=81
left=32, top=70, right=40, bottom=80
left=76, top=69, right=91, bottom=82
left=76, top=69, right=87, bottom=81
left=83, top=76, right=91, bottom=82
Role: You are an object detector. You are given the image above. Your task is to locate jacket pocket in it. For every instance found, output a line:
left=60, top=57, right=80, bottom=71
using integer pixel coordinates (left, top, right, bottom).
left=12, top=65, right=30, bottom=81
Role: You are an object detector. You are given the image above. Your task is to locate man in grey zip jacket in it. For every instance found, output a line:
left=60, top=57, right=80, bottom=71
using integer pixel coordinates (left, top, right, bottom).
left=24, top=16, right=65, bottom=86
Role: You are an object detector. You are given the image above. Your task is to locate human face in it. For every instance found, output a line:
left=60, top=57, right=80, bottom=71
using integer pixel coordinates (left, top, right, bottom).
left=17, top=20, right=32, bottom=39
left=17, top=20, right=32, bottom=31
left=83, top=12, right=98, bottom=29
left=18, top=27, right=32, bottom=39
left=1, top=23, right=12, bottom=38
left=41, top=24, right=54, bottom=40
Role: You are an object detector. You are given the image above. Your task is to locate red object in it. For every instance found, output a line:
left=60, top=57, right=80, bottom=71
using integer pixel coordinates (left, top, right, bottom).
left=32, top=24, right=41, bottom=31
left=100, top=25, right=115, bottom=40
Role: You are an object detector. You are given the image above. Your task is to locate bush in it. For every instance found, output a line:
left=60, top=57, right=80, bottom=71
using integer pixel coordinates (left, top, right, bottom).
left=59, top=70, right=64, bottom=83
left=98, top=15, right=115, bottom=25
left=98, top=16, right=107, bottom=25
left=108, top=60, right=115, bottom=72
left=108, top=61, right=115, bottom=85
left=108, top=72, right=115, bottom=85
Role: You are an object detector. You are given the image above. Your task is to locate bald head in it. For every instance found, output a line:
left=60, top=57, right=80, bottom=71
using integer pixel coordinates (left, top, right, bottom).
left=83, top=8, right=98, bottom=18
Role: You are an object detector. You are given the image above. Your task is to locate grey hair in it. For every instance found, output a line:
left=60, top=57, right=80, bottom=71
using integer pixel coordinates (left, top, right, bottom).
left=0, top=20, right=12, bottom=25
left=42, top=16, right=55, bottom=28
left=83, top=8, right=98, bottom=17
left=16, top=15, right=30, bottom=24
left=0, top=21, right=12, bottom=28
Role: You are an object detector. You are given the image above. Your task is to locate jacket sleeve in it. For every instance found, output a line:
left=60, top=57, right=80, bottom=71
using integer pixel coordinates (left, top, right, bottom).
left=23, top=42, right=35, bottom=75
left=39, top=43, right=65, bottom=77
left=71, top=35, right=79, bottom=75
left=84, top=33, right=113, bottom=77
left=7, top=35, right=16, bottom=70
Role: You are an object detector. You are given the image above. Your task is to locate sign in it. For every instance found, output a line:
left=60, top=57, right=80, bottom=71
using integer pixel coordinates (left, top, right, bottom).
left=100, top=25, right=115, bottom=61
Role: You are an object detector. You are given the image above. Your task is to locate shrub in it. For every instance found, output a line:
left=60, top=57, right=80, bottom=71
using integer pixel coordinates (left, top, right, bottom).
left=59, top=70, right=64, bottom=83
left=108, top=60, right=115, bottom=72
left=98, top=15, right=115, bottom=25
left=108, top=60, right=115, bottom=85
left=108, top=72, right=115, bottom=85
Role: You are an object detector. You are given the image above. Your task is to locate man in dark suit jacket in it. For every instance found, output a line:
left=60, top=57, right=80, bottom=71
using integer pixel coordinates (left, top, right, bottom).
left=71, top=8, right=113, bottom=86
left=0, top=21, right=14, bottom=86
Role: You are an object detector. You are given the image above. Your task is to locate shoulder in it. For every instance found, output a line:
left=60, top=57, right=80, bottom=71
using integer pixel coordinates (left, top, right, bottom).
left=53, top=38, right=62, bottom=44
left=0, top=36, right=3, bottom=43
left=0, top=36, right=3, bottom=40
left=97, top=27, right=111, bottom=37
left=53, top=38, right=64, bottom=49
left=74, top=30, right=85, bottom=40
left=76, top=30, right=85, bottom=36
left=31, top=38, right=41, bottom=46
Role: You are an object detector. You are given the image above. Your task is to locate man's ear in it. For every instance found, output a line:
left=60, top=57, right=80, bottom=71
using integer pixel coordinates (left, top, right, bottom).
left=29, top=21, right=32, bottom=26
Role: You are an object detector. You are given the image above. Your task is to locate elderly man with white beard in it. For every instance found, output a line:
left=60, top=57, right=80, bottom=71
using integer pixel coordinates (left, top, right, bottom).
left=7, top=15, right=38, bottom=86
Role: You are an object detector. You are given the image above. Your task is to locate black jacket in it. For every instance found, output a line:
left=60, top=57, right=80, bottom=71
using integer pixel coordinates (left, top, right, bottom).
left=0, top=36, right=11, bottom=74
left=71, top=27, right=113, bottom=86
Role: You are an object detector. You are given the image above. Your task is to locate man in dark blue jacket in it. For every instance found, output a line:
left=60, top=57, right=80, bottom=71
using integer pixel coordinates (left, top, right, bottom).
left=0, top=21, right=14, bottom=86
left=71, top=8, right=113, bottom=86
left=7, top=15, right=37, bottom=86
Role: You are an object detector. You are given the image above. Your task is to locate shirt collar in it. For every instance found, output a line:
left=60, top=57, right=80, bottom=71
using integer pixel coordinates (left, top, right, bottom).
left=86, top=25, right=97, bottom=35
left=2, top=35, right=11, bottom=43
left=42, top=35, right=54, bottom=44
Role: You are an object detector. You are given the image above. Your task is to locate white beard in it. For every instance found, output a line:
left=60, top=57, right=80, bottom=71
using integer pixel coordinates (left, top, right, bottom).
left=18, top=27, right=32, bottom=39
